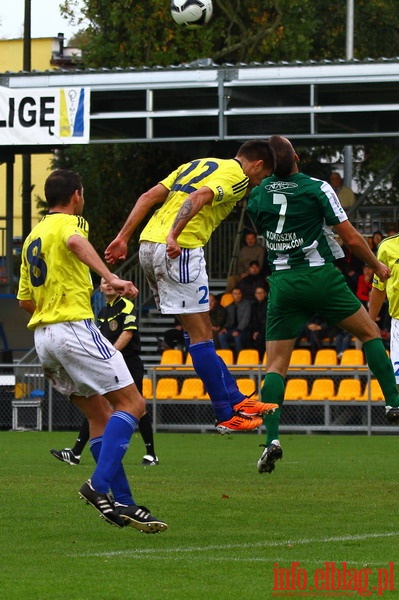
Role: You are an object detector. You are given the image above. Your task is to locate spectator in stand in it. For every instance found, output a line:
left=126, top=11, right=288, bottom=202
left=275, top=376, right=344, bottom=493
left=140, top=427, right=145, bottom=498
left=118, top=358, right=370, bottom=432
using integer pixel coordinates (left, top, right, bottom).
left=158, top=317, right=186, bottom=351
left=242, top=286, right=268, bottom=360
left=356, top=264, right=373, bottom=308
left=209, top=294, right=226, bottom=349
left=296, top=313, right=332, bottom=361
left=329, top=172, right=356, bottom=210
left=338, top=245, right=364, bottom=294
left=218, top=287, right=252, bottom=357
left=369, top=230, right=384, bottom=255
left=226, top=231, right=266, bottom=292
left=334, top=327, right=352, bottom=360
left=238, top=260, right=267, bottom=301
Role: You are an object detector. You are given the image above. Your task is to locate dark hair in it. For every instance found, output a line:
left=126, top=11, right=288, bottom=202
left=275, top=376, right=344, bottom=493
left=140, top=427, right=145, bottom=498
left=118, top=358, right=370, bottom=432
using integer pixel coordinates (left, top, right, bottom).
left=268, top=135, right=296, bottom=178
left=44, top=169, right=83, bottom=208
left=237, top=139, right=276, bottom=171
left=249, top=260, right=260, bottom=267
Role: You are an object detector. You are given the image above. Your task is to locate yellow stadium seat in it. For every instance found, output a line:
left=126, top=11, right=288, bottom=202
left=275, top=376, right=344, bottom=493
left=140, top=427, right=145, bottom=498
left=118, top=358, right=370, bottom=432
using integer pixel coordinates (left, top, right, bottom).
left=339, top=349, right=365, bottom=367
left=289, top=349, right=312, bottom=368
left=176, top=378, right=205, bottom=400
left=142, top=378, right=153, bottom=399
left=313, top=348, right=337, bottom=367
left=307, top=379, right=335, bottom=401
left=284, top=378, right=309, bottom=401
left=333, top=378, right=362, bottom=401
left=235, top=349, right=260, bottom=366
left=262, top=351, right=267, bottom=365
left=158, top=349, right=184, bottom=370
left=235, top=378, right=258, bottom=399
left=155, top=378, right=179, bottom=400
left=216, top=349, right=234, bottom=365
left=220, top=293, right=234, bottom=307
left=360, top=379, right=384, bottom=402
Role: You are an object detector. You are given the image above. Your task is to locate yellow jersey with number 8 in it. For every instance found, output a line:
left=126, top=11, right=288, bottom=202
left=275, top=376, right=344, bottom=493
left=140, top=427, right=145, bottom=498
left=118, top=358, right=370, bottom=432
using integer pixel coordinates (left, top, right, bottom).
left=17, top=213, right=94, bottom=330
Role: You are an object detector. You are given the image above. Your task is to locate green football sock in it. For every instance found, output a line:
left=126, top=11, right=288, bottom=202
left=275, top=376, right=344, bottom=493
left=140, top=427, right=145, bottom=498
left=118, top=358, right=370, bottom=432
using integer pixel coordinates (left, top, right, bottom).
left=261, top=372, right=285, bottom=446
left=363, top=338, right=399, bottom=407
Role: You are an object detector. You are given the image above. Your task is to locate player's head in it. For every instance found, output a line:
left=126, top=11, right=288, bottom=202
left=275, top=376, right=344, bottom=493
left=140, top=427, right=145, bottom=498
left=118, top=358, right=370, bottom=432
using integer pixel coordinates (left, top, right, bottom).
left=236, top=139, right=276, bottom=187
left=45, top=170, right=83, bottom=210
left=268, top=136, right=298, bottom=178
left=329, top=172, right=343, bottom=190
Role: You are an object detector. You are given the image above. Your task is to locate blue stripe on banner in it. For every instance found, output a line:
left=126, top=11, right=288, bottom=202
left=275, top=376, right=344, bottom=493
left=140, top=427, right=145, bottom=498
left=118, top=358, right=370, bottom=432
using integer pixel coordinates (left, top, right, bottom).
left=85, top=319, right=113, bottom=359
left=112, top=410, right=138, bottom=431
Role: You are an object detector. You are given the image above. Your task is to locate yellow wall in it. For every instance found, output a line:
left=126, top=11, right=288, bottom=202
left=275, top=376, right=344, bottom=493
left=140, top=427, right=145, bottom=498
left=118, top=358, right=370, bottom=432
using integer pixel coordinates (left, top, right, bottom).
left=0, top=38, right=56, bottom=236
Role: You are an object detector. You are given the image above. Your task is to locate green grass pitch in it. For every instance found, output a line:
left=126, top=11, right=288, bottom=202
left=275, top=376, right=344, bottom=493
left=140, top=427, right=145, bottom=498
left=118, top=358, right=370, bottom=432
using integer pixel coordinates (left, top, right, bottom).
left=1, top=431, right=398, bottom=599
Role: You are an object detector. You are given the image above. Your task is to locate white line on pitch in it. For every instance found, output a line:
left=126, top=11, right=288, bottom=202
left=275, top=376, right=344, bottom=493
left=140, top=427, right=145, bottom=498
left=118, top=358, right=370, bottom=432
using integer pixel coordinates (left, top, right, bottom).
left=70, top=531, right=399, bottom=558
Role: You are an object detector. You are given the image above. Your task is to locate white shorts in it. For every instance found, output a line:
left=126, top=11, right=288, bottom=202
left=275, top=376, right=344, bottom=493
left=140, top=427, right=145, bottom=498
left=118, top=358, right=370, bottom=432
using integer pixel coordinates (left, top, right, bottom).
left=390, top=317, right=399, bottom=383
left=34, top=320, right=133, bottom=397
left=139, top=241, right=210, bottom=314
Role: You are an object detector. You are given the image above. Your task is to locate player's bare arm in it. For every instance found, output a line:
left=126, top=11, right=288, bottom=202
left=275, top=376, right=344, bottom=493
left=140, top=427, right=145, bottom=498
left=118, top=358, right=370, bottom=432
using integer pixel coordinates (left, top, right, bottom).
left=166, top=187, right=213, bottom=258
left=67, top=235, right=138, bottom=299
left=19, top=299, right=36, bottom=315
left=113, top=330, right=134, bottom=352
left=335, top=220, right=391, bottom=281
left=105, top=183, right=169, bottom=264
left=369, top=287, right=387, bottom=322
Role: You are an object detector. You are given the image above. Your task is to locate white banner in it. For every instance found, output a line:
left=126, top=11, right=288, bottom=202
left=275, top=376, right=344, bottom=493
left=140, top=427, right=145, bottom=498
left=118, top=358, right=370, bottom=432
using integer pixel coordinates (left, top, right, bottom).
left=0, top=86, right=90, bottom=145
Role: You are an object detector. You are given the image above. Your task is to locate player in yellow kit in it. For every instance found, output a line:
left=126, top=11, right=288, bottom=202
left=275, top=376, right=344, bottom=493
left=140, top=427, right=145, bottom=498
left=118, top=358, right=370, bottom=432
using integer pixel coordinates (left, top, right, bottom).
left=369, top=233, right=399, bottom=384
left=18, top=169, right=167, bottom=533
left=106, top=140, right=278, bottom=432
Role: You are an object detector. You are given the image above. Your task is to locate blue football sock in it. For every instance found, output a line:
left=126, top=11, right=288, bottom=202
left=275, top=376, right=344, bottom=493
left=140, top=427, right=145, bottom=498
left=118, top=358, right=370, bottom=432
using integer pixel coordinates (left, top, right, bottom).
left=189, top=340, right=234, bottom=421
left=217, top=356, right=246, bottom=407
left=90, top=435, right=135, bottom=506
left=91, top=411, right=137, bottom=494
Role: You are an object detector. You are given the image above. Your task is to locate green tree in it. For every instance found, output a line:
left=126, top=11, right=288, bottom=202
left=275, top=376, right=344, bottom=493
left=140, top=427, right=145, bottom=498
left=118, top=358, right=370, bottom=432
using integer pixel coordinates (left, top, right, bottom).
left=57, top=0, right=399, bottom=251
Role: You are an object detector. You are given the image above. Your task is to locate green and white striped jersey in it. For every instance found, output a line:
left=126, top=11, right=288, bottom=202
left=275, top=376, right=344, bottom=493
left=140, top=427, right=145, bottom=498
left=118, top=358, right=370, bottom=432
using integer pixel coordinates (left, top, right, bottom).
left=247, top=172, right=347, bottom=272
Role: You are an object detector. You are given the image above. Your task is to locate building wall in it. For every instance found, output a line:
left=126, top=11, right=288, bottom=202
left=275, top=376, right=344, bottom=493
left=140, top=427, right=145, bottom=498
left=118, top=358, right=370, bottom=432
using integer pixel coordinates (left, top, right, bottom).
left=0, top=37, right=57, bottom=236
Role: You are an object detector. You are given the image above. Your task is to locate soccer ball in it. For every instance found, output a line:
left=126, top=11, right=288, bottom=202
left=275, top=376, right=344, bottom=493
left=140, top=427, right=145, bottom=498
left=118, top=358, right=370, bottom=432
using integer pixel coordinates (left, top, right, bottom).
left=170, top=0, right=213, bottom=27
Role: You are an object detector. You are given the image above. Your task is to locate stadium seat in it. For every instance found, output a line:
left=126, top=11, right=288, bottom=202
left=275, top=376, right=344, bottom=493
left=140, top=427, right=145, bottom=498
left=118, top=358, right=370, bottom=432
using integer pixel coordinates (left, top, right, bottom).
left=220, top=293, right=234, bottom=307
left=360, top=379, right=384, bottom=402
left=176, top=378, right=205, bottom=400
left=333, top=378, right=362, bottom=401
left=215, top=348, right=234, bottom=365
left=284, top=378, right=309, bottom=401
left=155, top=378, right=179, bottom=400
left=235, top=349, right=260, bottom=367
left=339, top=349, right=365, bottom=367
left=235, top=378, right=258, bottom=399
left=307, top=378, right=335, bottom=401
left=313, top=348, right=337, bottom=367
left=142, top=377, right=153, bottom=399
left=158, top=349, right=184, bottom=370
left=289, top=349, right=312, bottom=368
left=262, top=351, right=267, bottom=365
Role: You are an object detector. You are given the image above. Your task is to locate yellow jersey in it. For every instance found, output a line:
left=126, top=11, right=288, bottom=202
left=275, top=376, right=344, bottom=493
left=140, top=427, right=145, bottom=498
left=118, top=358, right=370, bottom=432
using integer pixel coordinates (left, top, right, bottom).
left=17, top=213, right=94, bottom=330
left=140, top=157, right=249, bottom=248
left=372, top=234, right=399, bottom=319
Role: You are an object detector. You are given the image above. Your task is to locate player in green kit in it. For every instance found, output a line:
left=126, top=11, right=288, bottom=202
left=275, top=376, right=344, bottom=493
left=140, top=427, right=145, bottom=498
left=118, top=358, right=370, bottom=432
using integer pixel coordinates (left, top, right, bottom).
left=248, top=136, right=399, bottom=474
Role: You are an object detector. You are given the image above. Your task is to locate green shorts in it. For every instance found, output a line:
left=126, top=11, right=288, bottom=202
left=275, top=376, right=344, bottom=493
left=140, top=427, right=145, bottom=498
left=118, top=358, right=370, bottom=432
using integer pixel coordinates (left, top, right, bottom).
left=266, top=263, right=362, bottom=341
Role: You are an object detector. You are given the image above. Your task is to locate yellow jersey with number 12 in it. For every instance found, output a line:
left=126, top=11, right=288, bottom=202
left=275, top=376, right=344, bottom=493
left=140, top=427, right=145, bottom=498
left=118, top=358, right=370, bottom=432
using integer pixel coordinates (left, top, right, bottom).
left=17, top=213, right=94, bottom=330
left=139, top=157, right=249, bottom=248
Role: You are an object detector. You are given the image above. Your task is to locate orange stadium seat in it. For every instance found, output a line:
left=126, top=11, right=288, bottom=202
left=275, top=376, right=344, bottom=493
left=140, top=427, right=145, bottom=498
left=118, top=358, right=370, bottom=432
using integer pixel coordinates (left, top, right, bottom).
left=360, top=380, right=384, bottom=402
left=155, top=378, right=179, bottom=400
left=176, top=378, right=205, bottom=400
left=235, top=378, right=258, bottom=399
left=158, top=349, right=184, bottom=370
left=284, top=378, right=309, bottom=401
left=142, top=378, right=153, bottom=400
left=313, top=348, right=338, bottom=367
left=307, top=379, right=335, bottom=401
left=220, top=293, right=234, bottom=307
left=333, top=379, right=362, bottom=401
